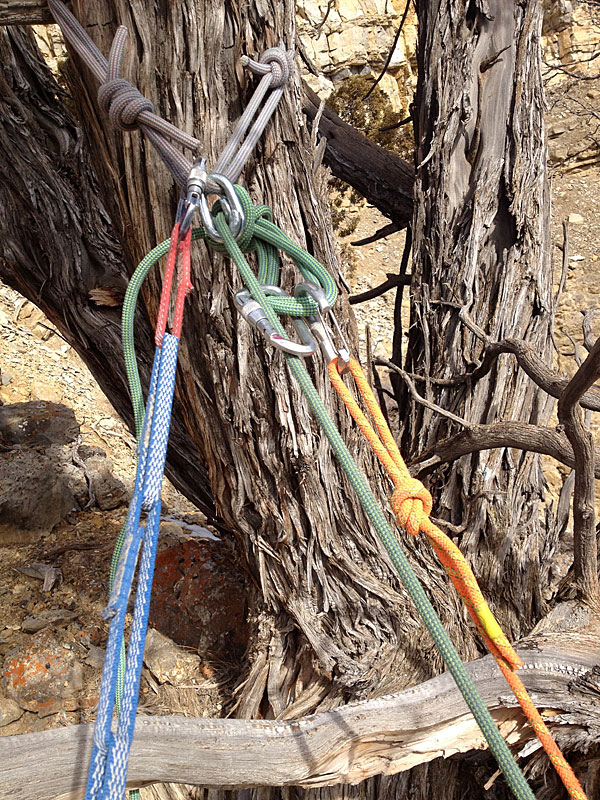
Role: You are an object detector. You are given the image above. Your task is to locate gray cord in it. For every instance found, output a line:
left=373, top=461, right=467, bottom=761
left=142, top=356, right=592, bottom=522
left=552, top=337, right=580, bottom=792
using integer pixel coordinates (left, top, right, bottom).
left=47, top=0, right=293, bottom=189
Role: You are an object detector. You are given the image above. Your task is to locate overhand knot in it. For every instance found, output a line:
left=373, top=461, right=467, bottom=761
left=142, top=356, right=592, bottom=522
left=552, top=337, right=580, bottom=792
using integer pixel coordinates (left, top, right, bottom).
left=206, top=185, right=273, bottom=254
left=391, top=479, right=433, bottom=537
left=259, top=47, right=292, bottom=88
left=98, top=77, right=154, bottom=132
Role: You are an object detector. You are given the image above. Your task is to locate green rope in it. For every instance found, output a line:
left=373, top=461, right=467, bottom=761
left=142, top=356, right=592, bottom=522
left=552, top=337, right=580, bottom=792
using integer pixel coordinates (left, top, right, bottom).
left=114, top=192, right=535, bottom=800
left=213, top=206, right=536, bottom=800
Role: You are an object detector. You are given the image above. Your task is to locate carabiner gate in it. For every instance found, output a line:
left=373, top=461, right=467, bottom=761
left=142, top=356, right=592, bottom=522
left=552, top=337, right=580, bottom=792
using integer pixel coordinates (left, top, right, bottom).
left=200, top=173, right=245, bottom=242
left=294, top=281, right=350, bottom=371
left=234, top=285, right=317, bottom=358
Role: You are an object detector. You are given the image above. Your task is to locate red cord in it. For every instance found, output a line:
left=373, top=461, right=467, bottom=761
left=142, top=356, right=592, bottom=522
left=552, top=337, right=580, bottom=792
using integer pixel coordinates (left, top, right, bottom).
left=154, top=222, right=193, bottom=344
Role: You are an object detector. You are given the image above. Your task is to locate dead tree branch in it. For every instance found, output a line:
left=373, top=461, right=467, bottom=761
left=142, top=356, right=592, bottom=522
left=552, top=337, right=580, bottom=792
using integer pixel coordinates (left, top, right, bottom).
left=350, top=272, right=410, bottom=305
left=302, top=82, right=414, bottom=229
left=409, top=421, right=600, bottom=479
left=375, top=357, right=470, bottom=428
left=362, top=0, right=412, bottom=102
left=558, top=338, right=600, bottom=604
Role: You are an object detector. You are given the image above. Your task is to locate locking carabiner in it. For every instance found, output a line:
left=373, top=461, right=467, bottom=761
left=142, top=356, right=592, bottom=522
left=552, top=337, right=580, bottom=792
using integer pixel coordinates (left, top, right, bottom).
left=294, top=281, right=350, bottom=371
left=179, top=158, right=208, bottom=239
left=234, top=285, right=317, bottom=358
left=179, top=163, right=245, bottom=243
left=199, top=173, right=245, bottom=242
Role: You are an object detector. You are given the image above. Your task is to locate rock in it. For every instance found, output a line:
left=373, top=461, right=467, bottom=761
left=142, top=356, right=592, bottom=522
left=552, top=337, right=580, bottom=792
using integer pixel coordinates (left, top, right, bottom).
left=568, top=213, right=584, bottom=224
left=143, top=628, right=201, bottom=686
left=16, top=563, right=62, bottom=591
left=548, top=124, right=566, bottom=138
left=0, top=450, right=75, bottom=542
left=21, top=609, right=78, bottom=633
left=0, top=401, right=79, bottom=447
left=75, top=447, right=127, bottom=511
left=548, top=144, right=567, bottom=163
left=159, top=521, right=185, bottom=539
left=87, top=456, right=127, bottom=510
left=30, top=385, right=63, bottom=404
left=0, top=696, right=24, bottom=727
left=2, top=629, right=84, bottom=716
left=1, top=372, right=12, bottom=386
left=149, top=540, right=248, bottom=659
left=85, top=644, right=106, bottom=669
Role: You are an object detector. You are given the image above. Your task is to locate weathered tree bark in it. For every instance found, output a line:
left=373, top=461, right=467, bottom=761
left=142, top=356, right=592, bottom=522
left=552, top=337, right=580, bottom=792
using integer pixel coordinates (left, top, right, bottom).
left=0, top=0, right=473, bottom=788
left=403, top=0, right=556, bottom=638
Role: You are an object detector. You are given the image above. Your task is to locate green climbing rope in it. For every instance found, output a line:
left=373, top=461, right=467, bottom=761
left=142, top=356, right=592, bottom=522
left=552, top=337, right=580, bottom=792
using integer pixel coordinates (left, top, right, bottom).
left=116, top=189, right=536, bottom=800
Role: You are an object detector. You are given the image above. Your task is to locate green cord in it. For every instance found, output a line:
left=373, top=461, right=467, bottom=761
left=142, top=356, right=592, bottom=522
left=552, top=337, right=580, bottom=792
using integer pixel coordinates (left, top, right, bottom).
left=111, top=191, right=535, bottom=800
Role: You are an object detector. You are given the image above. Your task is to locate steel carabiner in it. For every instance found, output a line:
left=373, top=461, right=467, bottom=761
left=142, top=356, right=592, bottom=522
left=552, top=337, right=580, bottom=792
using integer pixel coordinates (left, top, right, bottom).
left=294, top=281, right=350, bottom=370
left=234, top=285, right=317, bottom=358
left=199, top=173, right=245, bottom=242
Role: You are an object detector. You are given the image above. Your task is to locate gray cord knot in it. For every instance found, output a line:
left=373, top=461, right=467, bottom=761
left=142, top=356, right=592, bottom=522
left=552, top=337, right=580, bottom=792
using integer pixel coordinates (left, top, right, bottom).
left=98, top=78, right=154, bottom=132
left=259, top=47, right=291, bottom=88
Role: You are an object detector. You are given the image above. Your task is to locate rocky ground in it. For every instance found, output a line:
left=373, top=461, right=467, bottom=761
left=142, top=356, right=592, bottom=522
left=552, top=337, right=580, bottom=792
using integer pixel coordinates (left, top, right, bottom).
left=0, top=67, right=599, bottom=779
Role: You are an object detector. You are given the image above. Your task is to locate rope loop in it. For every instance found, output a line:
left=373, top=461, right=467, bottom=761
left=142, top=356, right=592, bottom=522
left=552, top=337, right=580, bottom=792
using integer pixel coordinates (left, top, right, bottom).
left=391, top=480, right=433, bottom=537
left=260, top=47, right=291, bottom=88
left=98, top=78, right=155, bottom=132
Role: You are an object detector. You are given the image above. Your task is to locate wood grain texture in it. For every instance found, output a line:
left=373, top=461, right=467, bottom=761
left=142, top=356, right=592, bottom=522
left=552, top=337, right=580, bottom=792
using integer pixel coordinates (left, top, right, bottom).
left=0, top=0, right=55, bottom=25
left=406, top=0, right=556, bottom=643
left=1, top=636, right=598, bottom=799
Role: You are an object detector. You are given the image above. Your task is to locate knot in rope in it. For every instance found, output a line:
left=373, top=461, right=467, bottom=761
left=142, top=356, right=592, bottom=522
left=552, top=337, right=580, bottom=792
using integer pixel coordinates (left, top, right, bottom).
left=259, top=47, right=291, bottom=88
left=391, top=479, right=433, bottom=537
left=241, top=46, right=293, bottom=90
left=98, top=77, right=154, bottom=132
left=205, top=185, right=273, bottom=253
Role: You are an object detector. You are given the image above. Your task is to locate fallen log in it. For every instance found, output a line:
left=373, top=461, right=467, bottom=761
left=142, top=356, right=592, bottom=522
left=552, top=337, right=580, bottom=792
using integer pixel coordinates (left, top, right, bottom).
left=1, top=636, right=598, bottom=799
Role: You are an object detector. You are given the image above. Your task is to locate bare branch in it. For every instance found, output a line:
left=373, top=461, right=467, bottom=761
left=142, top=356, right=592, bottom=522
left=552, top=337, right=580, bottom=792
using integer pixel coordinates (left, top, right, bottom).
left=351, top=222, right=400, bottom=247
left=582, top=309, right=599, bottom=353
left=558, top=338, right=600, bottom=604
left=426, top=306, right=600, bottom=411
left=410, top=420, right=600, bottom=479
left=554, top=219, right=569, bottom=308
left=362, top=0, right=412, bottom=102
left=350, top=272, right=410, bottom=305
left=375, top=357, right=470, bottom=428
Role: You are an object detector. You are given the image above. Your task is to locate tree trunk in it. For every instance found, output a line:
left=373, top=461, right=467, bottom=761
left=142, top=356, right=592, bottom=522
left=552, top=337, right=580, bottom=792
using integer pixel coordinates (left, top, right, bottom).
left=0, top=2, right=592, bottom=799
left=404, top=0, right=556, bottom=638
left=1, top=0, right=469, bottom=753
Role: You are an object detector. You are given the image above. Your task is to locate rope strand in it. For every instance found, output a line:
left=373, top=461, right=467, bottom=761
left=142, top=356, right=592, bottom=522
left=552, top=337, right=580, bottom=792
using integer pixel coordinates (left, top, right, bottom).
left=327, top=355, right=587, bottom=800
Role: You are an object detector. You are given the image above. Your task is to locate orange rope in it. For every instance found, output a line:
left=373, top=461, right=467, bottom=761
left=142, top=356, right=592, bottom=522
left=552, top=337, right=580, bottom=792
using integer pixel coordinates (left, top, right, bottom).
left=328, top=356, right=587, bottom=800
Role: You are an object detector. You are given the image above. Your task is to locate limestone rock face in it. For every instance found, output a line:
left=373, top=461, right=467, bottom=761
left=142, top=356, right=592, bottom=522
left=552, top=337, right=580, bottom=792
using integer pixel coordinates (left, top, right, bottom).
left=298, top=1, right=594, bottom=116
left=297, top=0, right=418, bottom=111
left=543, top=1, right=599, bottom=76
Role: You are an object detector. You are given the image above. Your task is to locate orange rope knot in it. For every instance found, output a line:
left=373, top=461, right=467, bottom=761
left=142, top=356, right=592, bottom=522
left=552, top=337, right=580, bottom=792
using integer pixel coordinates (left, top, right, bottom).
left=327, top=355, right=588, bottom=800
left=391, top=479, right=433, bottom=536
